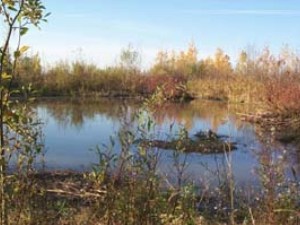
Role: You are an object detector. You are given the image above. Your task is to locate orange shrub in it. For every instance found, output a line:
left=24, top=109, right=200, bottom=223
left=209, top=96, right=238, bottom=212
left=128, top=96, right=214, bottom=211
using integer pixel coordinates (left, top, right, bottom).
left=139, top=74, right=188, bottom=99
left=265, top=74, right=300, bottom=115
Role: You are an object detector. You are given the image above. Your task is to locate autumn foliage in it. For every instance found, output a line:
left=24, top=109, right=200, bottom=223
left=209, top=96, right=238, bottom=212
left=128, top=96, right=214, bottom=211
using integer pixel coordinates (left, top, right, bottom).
left=12, top=43, right=300, bottom=114
left=265, top=75, right=300, bottom=115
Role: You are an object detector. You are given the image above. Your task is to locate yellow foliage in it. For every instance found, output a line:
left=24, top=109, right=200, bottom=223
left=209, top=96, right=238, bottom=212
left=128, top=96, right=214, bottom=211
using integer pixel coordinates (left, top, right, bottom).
left=151, top=42, right=198, bottom=77
left=236, top=51, right=248, bottom=75
left=213, top=48, right=232, bottom=76
left=187, top=76, right=265, bottom=104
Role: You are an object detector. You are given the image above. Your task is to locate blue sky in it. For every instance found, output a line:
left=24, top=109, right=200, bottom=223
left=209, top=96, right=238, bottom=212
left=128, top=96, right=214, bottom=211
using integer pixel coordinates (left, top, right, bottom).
left=22, top=0, right=300, bottom=68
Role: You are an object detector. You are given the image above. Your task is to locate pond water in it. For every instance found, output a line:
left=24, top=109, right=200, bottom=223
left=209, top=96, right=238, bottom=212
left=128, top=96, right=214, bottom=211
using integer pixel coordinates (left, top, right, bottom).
left=35, top=98, right=299, bottom=186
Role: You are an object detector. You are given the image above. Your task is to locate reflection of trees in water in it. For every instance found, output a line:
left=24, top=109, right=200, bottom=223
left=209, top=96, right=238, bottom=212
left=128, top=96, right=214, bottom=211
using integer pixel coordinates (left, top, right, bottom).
left=35, top=98, right=300, bottom=177
left=152, top=100, right=252, bottom=132
left=36, top=98, right=140, bottom=129
left=36, top=99, right=255, bottom=132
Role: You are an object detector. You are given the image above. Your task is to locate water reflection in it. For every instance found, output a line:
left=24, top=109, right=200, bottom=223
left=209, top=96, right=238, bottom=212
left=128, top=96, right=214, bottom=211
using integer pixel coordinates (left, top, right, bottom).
left=37, top=98, right=252, bottom=132
left=34, top=98, right=299, bottom=185
left=36, top=98, right=139, bottom=129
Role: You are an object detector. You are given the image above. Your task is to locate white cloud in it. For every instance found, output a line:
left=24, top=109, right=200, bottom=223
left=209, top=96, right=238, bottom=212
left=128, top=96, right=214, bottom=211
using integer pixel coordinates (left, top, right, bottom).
left=180, top=9, right=300, bottom=16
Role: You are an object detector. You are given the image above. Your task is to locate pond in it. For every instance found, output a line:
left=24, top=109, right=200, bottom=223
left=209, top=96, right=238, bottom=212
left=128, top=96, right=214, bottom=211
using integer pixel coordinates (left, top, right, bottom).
left=35, top=98, right=299, bottom=187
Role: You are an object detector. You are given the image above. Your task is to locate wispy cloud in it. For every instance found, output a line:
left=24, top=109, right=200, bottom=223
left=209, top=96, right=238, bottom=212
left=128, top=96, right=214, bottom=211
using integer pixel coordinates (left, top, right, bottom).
left=109, top=20, right=173, bottom=37
left=180, top=9, right=300, bottom=16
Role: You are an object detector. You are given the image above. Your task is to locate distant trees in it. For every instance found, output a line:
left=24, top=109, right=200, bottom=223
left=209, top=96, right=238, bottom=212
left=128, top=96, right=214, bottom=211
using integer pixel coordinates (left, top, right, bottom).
left=151, top=42, right=198, bottom=77
left=213, top=48, right=232, bottom=77
left=236, top=51, right=248, bottom=75
left=14, top=54, right=42, bottom=88
left=119, top=45, right=141, bottom=72
left=151, top=44, right=234, bottom=80
left=9, top=41, right=300, bottom=107
left=175, top=42, right=198, bottom=77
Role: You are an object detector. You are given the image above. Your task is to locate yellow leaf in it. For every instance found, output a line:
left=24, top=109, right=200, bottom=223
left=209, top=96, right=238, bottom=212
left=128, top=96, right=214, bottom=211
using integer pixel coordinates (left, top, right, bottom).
left=1, top=73, right=12, bottom=80
left=19, top=45, right=30, bottom=54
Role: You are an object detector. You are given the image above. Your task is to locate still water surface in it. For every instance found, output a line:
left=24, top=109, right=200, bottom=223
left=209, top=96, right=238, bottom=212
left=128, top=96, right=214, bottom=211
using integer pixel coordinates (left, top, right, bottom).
left=35, top=98, right=299, bottom=186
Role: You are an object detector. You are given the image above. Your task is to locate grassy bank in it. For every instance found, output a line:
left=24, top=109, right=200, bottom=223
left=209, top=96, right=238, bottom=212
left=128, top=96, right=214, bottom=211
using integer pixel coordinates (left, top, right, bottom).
left=9, top=166, right=298, bottom=225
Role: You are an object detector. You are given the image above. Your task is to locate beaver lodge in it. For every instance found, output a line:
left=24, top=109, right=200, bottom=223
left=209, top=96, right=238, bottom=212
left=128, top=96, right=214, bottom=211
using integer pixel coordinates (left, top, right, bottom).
left=140, top=130, right=236, bottom=154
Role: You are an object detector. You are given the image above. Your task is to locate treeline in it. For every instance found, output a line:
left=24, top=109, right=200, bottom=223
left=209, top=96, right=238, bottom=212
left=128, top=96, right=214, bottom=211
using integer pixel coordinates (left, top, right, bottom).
left=13, top=44, right=300, bottom=114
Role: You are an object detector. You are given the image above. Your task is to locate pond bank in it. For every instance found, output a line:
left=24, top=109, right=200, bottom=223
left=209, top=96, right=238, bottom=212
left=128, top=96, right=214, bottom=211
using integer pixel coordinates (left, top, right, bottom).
left=238, top=111, right=300, bottom=146
left=20, top=169, right=299, bottom=225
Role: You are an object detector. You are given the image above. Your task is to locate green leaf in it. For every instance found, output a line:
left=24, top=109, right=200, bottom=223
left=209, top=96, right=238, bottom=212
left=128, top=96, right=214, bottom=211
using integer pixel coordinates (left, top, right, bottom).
left=20, top=27, right=29, bottom=36
left=14, top=50, right=20, bottom=58
left=10, top=90, right=21, bottom=95
left=44, top=12, right=51, bottom=18
left=7, top=6, right=17, bottom=11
